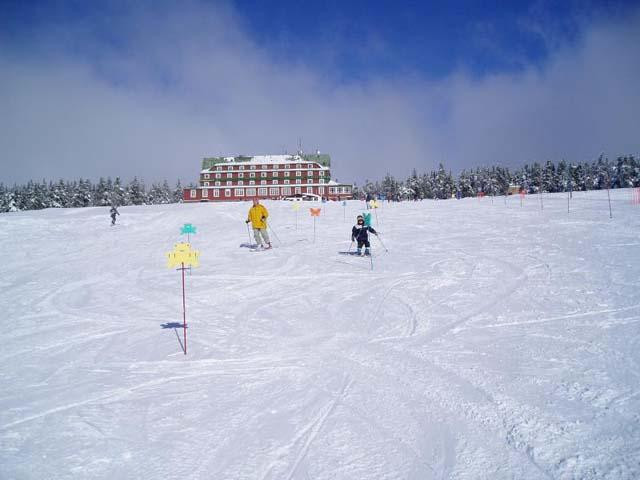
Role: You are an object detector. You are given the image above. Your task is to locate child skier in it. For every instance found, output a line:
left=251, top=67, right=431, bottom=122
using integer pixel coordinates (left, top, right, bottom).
left=110, top=205, right=120, bottom=226
left=352, top=214, right=378, bottom=256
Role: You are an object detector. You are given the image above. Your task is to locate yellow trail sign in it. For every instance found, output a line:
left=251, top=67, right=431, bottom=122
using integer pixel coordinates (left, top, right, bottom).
left=167, top=242, right=200, bottom=268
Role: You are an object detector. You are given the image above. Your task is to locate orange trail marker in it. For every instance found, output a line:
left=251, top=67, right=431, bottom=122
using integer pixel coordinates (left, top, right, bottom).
left=310, top=208, right=321, bottom=242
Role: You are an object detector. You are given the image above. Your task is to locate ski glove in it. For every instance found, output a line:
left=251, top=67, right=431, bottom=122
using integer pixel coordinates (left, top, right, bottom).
left=245, top=220, right=250, bottom=224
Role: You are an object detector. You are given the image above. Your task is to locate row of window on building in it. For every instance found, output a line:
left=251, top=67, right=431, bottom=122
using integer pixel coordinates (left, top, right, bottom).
left=202, top=170, right=324, bottom=180
left=202, top=178, right=326, bottom=187
left=190, top=185, right=351, bottom=199
left=210, top=163, right=318, bottom=171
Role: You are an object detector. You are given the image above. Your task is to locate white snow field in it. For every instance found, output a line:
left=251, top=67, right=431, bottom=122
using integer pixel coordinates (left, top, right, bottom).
left=1, top=189, right=639, bottom=480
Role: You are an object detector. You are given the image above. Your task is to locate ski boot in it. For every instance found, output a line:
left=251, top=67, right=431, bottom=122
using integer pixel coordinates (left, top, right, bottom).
left=364, top=248, right=371, bottom=256
left=357, top=248, right=363, bottom=256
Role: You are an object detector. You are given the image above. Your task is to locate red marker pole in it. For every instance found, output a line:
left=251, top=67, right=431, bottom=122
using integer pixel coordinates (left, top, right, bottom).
left=181, top=261, right=187, bottom=355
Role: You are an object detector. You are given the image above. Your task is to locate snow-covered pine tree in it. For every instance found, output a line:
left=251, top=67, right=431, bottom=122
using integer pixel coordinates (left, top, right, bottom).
left=173, top=180, right=184, bottom=203
left=630, top=155, right=640, bottom=187
left=433, top=164, right=453, bottom=199
left=406, top=169, right=420, bottom=200
left=71, top=178, right=92, bottom=207
left=381, top=173, right=400, bottom=200
left=49, top=180, right=69, bottom=208
left=112, top=177, right=126, bottom=206
left=126, top=177, right=146, bottom=205
left=458, top=170, right=474, bottom=197
left=28, top=180, right=49, bottom=210
left=593, top=155, right=611, bottom=190
left=0, top=184, right=7, bottom=212
left=148, top=182, right=171, bottom=204
left=94, top=177, right=112, bottom=206
left=161, top=180, right=172, bottom=204
left=542, top=160, right=557, bottom=193
left=19, top=180, right=45, bottom=210
left=419, top=173, right=433, bottom=199
left=556, top=160, right=568, bottom=192
left=0, top=185, right=19, bottom=212
left=494, top=166, right=511, bottom=195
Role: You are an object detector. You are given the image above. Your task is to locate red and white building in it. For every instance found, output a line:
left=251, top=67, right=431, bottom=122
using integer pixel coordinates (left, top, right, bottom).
left=183, top=153, right=353, bottom=202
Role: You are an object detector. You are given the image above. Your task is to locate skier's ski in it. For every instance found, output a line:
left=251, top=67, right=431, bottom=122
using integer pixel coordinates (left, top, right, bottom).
left=337, top=251, right=372, bottom=257
left=250, top=246, right=273, bottom=252
left=240, top=243, right=259, bottom=249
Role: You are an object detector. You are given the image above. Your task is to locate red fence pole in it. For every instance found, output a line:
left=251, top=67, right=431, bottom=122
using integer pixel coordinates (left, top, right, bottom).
left=181, top=261, right=187, bottom=355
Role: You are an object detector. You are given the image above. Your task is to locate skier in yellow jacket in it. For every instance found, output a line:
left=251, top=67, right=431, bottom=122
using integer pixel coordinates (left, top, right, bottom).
left=246, top=198, right=272, bottom=249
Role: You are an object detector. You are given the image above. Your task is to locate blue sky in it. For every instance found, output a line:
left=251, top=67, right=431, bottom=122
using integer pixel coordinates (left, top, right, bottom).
left=2, top=0, right=615, bottom=78
left=1, top=0, right=639, bottom=184
left=234, top=0, right=558, bottom=79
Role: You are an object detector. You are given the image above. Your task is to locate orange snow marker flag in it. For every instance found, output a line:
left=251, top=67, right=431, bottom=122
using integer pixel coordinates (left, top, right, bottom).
left=167, top=242, right=200, bottom=268
left=310, top=208, right=321, bottom=217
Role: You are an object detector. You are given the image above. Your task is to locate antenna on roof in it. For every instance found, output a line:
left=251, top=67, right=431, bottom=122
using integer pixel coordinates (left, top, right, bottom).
left=298, top=137, right=303, bottom=155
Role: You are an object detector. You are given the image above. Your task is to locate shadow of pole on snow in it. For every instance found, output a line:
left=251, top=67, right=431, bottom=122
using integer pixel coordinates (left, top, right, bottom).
left=160, top=322, right=187, bottom=354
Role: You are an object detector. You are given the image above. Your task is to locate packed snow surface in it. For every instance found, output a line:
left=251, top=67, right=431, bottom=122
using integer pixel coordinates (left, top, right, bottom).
left=1, top=190, right=639, bottom=479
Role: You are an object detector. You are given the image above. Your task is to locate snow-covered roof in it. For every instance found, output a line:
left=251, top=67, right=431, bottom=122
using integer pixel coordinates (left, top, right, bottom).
left=215, top=154, right=301, bottom=164
left=202, top=153, right=331, bottom=171
left=248, top=155, right=302, bottom=163
left=200, top=155, right=333, bottom=174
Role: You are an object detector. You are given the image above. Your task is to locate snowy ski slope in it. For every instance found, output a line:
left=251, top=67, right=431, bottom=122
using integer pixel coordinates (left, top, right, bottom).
left=1, top=189, right=639, bottom=479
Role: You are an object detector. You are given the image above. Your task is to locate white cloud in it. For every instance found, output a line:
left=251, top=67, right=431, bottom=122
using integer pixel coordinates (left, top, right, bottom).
left=1, top=2, right=638, bottom=185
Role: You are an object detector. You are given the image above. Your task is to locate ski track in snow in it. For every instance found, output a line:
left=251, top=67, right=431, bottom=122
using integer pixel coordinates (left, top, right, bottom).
left=1, top=191, right=640, bottom=479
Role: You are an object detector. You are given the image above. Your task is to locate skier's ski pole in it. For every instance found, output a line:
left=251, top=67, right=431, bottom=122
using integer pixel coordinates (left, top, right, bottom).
left=375, top=234, right=389, bottom=252
left=370, top=247, right=374, bottom=271
left=347, top=240, right=354, bottom=253
left=246, top=223, right=253, bottom=246
left=267, top=222, right=282, bottom=246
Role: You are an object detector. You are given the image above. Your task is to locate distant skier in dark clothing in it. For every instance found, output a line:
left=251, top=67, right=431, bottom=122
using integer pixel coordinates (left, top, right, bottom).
left=352, top=214, right=377, bottom=256
left=110, top=206, right=120, bottom=226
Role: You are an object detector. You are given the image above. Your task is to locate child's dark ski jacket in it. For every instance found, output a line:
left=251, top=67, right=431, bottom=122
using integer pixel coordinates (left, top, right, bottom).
left=352, top=224, right=377, bottom=242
